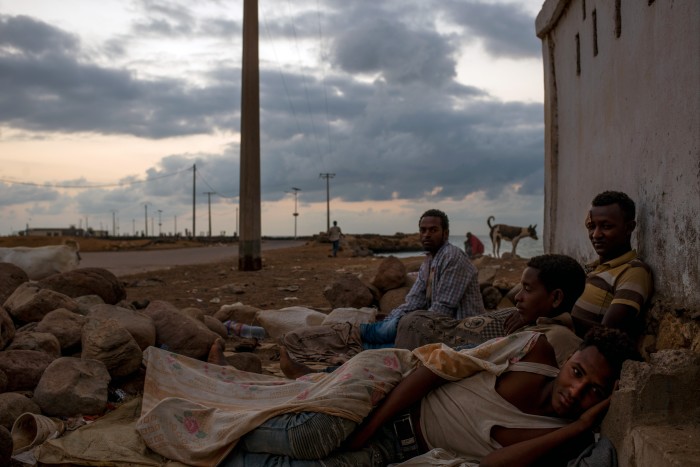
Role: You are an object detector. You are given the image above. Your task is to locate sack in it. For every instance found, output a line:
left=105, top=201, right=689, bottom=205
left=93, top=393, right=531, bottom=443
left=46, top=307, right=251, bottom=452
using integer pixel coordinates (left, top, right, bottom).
left=255, top=307, right=327, bottom=339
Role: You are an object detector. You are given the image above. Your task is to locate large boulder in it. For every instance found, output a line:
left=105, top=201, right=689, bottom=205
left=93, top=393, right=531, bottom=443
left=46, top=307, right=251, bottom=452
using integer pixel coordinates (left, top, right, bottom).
left=371, top=256, right=407, bottom=292
left=0, top=262, right=29, bottom=305
left=7, top=331, right=61, bottom=358
left=33, top=357, right=111, bottom=417
left=0, top=350, right=55, bottom=391
left=87, top=304, right=156, bottom=350
left=323, top=274, right=374, bottom=309
left=0, top=308, right=14, bottom=351
left=35, top=308, right=87, bottom=353
left=0, top=393, right=41, bottom=430
left=203, top=315, right=228, bottom=339
left=378, top=286, right=411, bottom=314
left=3, top=283, right=79, bottom=324
left=143, top=300, right=218, bottom=359
left=81, top=316, right=142, bottom=378
left=38, top=268, right=126, bottom=305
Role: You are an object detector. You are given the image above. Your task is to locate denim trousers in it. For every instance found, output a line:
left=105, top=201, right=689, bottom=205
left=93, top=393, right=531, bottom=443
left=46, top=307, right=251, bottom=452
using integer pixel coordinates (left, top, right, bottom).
left=360, top=317, right=400, bottom=349
left=332, top=240, right=340, bottom=256
left=220, top=412, right=399, bottom=466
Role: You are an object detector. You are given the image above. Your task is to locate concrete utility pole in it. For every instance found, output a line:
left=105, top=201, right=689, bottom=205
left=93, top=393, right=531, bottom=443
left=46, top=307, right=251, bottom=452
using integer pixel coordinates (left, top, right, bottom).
left=238, top=0, right=262, bottom=271
left=144, top=204, right=149, bottom=236
left=192, top=164, right=196, bottom=239
left=204, top=192, right=215, bottom=237
left=319, top=173, right=335, bottom=232
left=288, top=187, right=301, bottom=239
left=158, top=210, right=162, bottom=236
left=110, top=209, right=117, bottom=237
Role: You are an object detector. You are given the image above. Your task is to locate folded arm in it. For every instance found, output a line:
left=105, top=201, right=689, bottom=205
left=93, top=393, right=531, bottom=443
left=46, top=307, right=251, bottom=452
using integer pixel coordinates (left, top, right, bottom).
left=481, top=396, right=611, bottom=467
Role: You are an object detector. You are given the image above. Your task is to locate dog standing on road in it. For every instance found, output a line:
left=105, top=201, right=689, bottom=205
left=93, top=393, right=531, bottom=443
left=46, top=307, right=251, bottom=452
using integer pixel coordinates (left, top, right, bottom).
left=487, top=216, right=538, bottom=258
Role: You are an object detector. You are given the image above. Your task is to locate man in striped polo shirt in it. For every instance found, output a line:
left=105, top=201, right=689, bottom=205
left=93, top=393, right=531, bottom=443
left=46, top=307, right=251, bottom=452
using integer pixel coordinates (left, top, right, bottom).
left=571, top=191, right=654, bottom=337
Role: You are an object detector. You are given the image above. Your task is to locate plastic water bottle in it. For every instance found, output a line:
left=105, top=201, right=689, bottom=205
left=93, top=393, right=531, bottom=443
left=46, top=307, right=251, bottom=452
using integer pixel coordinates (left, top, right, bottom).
left=223, top=320, right=266, bottom=339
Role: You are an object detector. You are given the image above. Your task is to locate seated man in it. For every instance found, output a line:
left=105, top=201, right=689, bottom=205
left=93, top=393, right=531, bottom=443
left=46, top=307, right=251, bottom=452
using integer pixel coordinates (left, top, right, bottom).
left=464, top=231, right=484, bottom=258
left=571, top=191, right=654, bottom=337
left=220, top=327, right=639, bottom=466
left=394, top=254, right=586, bottom=366
left=281, top=209, right=484, bottom=368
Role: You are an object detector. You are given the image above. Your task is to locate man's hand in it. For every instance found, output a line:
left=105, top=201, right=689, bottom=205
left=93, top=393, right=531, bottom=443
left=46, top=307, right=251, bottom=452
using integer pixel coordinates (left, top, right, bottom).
left=504, top=311, right=526, bottom=334
left=578, top=380, right=618, bottom=429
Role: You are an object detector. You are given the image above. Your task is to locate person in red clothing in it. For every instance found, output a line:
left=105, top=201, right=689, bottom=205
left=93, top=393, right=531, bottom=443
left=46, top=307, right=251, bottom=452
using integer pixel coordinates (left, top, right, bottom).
left=464, top=232, right=484, bottom=258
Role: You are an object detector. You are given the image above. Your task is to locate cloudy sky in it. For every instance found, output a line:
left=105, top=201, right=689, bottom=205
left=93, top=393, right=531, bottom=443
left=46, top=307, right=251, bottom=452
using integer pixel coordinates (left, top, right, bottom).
left=1, top=0, right=546, bottom=238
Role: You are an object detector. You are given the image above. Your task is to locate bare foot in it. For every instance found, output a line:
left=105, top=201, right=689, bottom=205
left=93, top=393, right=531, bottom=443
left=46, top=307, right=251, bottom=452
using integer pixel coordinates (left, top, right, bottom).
left=207, top=338, right=228, bottom=366
left=279, top=346, right=314, bottom=379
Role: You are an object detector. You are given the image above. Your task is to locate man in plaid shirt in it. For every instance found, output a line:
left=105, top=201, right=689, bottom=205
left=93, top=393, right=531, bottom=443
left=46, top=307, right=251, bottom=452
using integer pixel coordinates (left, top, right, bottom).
left=360, top=209, right=484, bottom=349
left=280, top=209, right=484, bottom=374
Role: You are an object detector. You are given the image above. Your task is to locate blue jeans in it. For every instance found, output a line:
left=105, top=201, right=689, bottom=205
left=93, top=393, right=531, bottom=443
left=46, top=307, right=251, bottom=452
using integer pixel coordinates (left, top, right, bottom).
left=332, top=240, right=340, bottom=256
left=220, top=412, right=399, bottom=466
left=360, top=317, right=400, bottom=349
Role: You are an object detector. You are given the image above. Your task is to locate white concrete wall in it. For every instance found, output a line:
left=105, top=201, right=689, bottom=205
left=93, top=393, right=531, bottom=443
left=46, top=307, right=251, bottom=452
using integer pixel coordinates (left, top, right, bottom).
left=537, top=0, right=700, bottom=308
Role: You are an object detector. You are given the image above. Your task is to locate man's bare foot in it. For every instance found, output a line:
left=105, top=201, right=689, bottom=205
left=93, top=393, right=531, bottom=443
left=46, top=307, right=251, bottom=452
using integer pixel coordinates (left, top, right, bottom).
left=207, top=338, right=229, bottom=366
left=279, top=346, right=314, bottom=379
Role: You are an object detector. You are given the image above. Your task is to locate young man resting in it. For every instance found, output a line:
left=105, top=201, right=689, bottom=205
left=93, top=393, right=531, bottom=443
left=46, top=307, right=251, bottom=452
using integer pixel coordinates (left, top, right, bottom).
left=194, top=327, right=635, bottom=466
left=394, top=254, right=586, bottom=367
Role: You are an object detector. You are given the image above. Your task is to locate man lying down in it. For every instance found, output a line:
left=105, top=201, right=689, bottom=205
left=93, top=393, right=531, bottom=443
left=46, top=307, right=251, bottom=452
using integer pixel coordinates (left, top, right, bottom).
left=136, top=328, right=638, bottom=467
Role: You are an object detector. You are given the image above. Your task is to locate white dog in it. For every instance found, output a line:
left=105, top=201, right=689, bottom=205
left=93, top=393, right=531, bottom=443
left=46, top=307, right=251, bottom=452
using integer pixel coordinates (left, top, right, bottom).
left=0, top=240, right=81, bottom=280
left=487, top=216, right=538, bottom=258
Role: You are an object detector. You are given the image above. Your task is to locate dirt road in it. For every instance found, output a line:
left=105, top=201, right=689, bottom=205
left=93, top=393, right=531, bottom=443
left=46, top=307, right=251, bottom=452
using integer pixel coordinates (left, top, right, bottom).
left=80, top=240, right=305, bottom=277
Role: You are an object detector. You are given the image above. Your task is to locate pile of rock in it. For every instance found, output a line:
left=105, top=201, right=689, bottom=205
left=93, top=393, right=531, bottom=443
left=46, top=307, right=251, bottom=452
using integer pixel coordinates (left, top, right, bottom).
left=0, top=263, right=227, bottom=463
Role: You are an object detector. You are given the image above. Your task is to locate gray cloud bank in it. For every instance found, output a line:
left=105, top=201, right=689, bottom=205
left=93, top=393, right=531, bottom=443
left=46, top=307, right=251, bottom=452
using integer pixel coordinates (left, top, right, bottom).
left=0, top=0, right=544, bottom=229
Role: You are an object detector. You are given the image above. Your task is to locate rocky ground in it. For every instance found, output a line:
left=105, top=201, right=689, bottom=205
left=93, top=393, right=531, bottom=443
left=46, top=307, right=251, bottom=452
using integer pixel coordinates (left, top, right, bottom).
left=0, top=236, right=526, bottom=374
left=0, top=236, right=527, bottom=463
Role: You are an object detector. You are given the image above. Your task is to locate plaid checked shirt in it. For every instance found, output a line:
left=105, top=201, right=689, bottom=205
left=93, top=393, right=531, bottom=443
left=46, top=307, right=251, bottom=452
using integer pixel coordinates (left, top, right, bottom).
left=388, top=242, right=484, bottom=321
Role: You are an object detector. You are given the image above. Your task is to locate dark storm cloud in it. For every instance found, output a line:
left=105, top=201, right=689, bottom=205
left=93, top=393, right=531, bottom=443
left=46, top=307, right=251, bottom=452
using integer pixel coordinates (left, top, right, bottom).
left=0, top=14, right=79, bottom=56
left=330, top=18, right=457, bottom=86
left=0, top=16, right=239, bottom=138
left=441, top=0, right=540, bottom=59
left=1, top=0, right=545, bottom=219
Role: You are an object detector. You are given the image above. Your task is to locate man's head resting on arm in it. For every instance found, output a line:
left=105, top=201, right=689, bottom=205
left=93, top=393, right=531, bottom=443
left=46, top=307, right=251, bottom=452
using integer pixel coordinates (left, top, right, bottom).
left=418, top=209, right=450, bottom=255
left=515, top=254, right=586, bottom=324
left=552, top=326, right=640, bottom=419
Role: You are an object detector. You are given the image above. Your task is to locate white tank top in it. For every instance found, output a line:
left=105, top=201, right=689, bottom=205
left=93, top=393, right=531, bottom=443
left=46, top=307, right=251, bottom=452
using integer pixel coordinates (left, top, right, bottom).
left=419, top=361, right=569, bottom=462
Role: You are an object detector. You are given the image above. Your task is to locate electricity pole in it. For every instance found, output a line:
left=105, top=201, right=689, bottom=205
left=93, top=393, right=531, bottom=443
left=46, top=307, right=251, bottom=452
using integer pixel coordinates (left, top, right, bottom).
left=158, top=210, right=162, bottom=236
left=192, top=164, right=196, bottom=240
left=238, top=0, right=262, bottom=270
left=319, top=173, right=335, bottom=232
left=144, top=203, right=149, bottom=236
left=110, top=209, right=117, bottom=237
left=204, top=192, right=215, bottom=237
left=288, top=187, right=301, bottom=239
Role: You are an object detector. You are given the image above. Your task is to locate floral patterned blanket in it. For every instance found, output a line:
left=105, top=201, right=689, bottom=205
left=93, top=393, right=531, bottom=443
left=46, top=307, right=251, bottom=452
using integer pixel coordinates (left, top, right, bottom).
left=136, top=332, right=540, bottom=466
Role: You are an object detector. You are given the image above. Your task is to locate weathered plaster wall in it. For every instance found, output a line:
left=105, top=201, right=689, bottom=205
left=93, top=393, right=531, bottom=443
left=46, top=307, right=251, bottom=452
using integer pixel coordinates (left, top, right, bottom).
left=537, top=0, right=700, bottom=310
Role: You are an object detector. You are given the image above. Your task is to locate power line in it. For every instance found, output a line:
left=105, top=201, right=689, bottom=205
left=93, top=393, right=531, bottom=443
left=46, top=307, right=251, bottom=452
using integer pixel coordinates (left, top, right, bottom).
left=0, top=167, right=191, bottom=189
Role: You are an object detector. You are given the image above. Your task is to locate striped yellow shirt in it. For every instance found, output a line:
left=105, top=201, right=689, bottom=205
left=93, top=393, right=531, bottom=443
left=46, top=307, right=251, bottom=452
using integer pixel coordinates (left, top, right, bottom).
left=571, top=250, right=653, bottom=332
